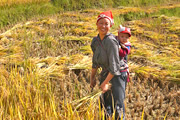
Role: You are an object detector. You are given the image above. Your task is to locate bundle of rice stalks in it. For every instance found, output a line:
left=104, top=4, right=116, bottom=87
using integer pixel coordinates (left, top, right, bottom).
left=70, top=89, right=102, bottom=113
left=68, top=55, right=92, bottom=70
left=80, top=45, right=92, bottom=54
left=36, top=63, right=66, bottom=79
left=0, top=24, right=23, bottom=38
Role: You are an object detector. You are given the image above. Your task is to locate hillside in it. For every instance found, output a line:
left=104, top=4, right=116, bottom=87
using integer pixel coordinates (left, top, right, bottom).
left=0, top=1, right=179, bottom=120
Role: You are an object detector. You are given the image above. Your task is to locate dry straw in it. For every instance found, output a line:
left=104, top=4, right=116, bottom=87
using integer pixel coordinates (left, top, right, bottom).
left=71, top=89, right=102, bottom=111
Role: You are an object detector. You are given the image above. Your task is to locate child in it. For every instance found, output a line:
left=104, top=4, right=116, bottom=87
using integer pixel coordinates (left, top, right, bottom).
left=116, top=25, right=131, bottom=82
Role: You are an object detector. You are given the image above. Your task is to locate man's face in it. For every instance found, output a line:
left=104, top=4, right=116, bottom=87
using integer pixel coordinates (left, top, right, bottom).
left=96, top=18, right=111, bottom=36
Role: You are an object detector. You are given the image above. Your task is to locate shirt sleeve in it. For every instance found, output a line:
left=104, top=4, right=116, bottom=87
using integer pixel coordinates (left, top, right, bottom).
left=104, top=37, right=121, bottom=75
left=91, top=38, right=98, bottom=68
left=119, top=43, right=131, bottom=57
left=119, top=47, right=128, bottom=57
left=92, top=54, right=98, bottom=68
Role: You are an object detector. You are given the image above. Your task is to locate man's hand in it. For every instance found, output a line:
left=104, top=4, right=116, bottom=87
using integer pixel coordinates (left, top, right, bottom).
left=100, top=83, right=111, bottom=93
left=100, top=72, right=113, bottom=93
left=90, top=77, right=96, bottom=88
left=90, top=68, right=98, bottom=89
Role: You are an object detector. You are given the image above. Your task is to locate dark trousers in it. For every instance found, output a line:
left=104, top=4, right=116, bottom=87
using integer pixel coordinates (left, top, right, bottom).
left=100, top=72, right=127, bottom=120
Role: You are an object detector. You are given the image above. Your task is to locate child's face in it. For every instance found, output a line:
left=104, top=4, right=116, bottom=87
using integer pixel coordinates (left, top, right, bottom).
left=118, top=33, right=130, bottom=44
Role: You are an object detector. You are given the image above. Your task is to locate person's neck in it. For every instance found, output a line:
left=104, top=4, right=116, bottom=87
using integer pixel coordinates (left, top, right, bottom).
left=99, top=34, right=104, bottom=41
left=99, top=33, right=109, bottom=41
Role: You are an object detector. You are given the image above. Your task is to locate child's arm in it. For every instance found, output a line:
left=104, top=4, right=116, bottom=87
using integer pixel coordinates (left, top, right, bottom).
left=125, top=45, right=131, bottom=54
left=124, top=41, right=131, bottom=54
left=119, top=43, right=130, bottom=57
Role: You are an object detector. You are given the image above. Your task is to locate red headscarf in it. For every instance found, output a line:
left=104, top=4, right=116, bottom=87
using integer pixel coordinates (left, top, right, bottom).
left=97, top=11, right=114, bottom=27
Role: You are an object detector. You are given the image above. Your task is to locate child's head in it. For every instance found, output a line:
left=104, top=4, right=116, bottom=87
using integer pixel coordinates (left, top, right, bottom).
left=118, top=25, right=131, bottom=44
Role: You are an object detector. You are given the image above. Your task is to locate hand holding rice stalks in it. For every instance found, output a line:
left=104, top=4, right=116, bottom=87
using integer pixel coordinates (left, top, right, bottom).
left=70, top=89, right=102, bottom=112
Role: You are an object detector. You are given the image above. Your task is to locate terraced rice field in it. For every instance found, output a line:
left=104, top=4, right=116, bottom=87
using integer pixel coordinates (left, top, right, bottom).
left=0, top=2, right=179, bottom=120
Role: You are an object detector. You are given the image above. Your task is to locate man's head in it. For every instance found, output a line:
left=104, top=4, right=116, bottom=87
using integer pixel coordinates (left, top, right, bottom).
left=97, top=11, right=114, bottom=27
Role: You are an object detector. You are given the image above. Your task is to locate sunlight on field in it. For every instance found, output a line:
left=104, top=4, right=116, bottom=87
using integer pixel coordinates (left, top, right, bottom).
left=0, top=0, right=179, bottom=119
left=0, top=0, right=49, bottom=6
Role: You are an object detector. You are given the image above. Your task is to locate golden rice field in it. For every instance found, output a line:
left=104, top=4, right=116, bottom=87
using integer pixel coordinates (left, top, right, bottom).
left=0, top=1, right=179, bottom=120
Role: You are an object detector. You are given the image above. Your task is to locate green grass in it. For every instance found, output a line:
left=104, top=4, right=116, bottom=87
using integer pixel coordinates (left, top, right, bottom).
left=52, top=0, right=179, bottom=8
left=113, top=0, right=178, bottom=7
left=0, top=0, right=179, bottom=29
left=0, top=2, right=57, bottom=28
left=158, top=7, right=180, bottom=17
left=114, top=7, right=180, bottom=24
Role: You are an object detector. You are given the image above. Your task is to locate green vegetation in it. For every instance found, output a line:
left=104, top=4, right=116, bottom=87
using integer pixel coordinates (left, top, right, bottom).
left=0, top=0, right=179, bottom=29
left=0, top=2, right=57, bottom=28
left=52, top=0, right=179, bottom=8
left=158, top=7, right=180, bottom=17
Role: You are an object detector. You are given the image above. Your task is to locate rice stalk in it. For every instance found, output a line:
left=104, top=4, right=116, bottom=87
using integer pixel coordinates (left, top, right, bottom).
left=163, top=111, right=168, bottom=120
left=50, top=95, right=58, bottom=119
left=98, top=98, right=102, bottom=120
left=18, top=106, right=22, bottom=120
left=141, top=109, right=144, bottom=120
left=71, top=90, right=102, bottom=111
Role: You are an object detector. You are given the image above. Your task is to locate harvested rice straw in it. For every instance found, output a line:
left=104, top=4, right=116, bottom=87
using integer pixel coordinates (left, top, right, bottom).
left=71, top=89, right=102, bottom=111
left=71, top=83, right=112, bottom=111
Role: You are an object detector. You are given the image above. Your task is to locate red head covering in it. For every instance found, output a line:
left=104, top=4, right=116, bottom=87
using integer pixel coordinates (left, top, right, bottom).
left=97, top=11, right=114, bottom=27
left=118, top=25, right=131, bottom=37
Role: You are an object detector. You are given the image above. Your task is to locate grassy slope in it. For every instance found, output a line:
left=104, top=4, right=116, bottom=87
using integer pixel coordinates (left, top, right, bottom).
left=0, top=1, right=179, bottom=120
left=0, top=0, right=179, bottom=29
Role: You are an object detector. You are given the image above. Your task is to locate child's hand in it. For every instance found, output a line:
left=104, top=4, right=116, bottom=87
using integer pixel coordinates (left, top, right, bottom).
left=120, top=43, right=126, bottom=49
